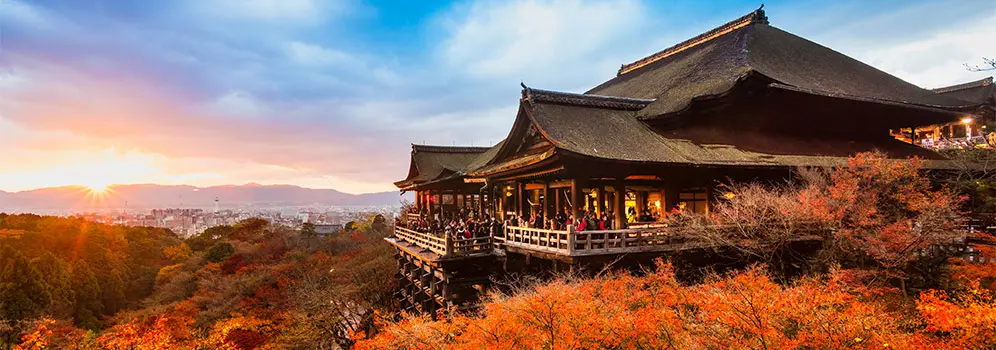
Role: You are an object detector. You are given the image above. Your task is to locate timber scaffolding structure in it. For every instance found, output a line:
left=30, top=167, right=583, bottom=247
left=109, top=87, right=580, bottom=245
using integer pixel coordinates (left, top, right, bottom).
left=387, top=6, right=986, bottom=314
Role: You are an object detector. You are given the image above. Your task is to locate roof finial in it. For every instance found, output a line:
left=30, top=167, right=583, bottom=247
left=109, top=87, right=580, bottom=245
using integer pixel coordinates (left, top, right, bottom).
left=521, top=82, right=532, bottom=99
left=754, top=4, right=768, bottom=24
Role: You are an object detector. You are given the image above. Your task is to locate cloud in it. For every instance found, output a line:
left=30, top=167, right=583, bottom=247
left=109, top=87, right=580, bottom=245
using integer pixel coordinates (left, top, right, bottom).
left=437, top=0, right=648, bottom=87
left=187, top=0, right=348, bottom=24
left=209, top=91, right=271, bottom=118
left=851, top=13, right=996, bottom=88
left=285, top=41, right=362, bottom=67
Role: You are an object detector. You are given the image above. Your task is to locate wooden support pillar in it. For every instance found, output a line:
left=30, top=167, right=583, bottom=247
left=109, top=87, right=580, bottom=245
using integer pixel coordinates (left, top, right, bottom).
left=426, top=191, right=434, bottom=220
left=571, top=179, right=582, bottom=220
left=664, top=182, right=680, bottom=213
left=516, top=182, right=524, bottom=218
left=555, top=187, right=562, bottom=217
left=614, top=179, right=626, bottom=229
left=476, top=189, right=483, bottom=218
left=596, top=185, right=605, bottom=217
left=543, top=181, right=551, bottom=222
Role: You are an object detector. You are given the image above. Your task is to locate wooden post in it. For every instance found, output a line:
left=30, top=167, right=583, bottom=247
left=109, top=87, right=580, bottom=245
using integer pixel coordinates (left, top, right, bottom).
left=567, top=224, right=576, bottom=255
left=570, top=179, right=582, bottom=220
left=596, top=185, right=605, bottom=217
left=516, top=182, right=524, bottom=218
left=427, top=191, right=434, bottom=220
left=664, top=182, right=680, bottom=213
left=543, top=181, right=551, bottom=223
left=555, top=187, right=562, bottom=218
left=614, top=179, right=626, bottom=229
left=444, top=233, right=453, bottom=258
left=479, top=188, right=486, bottom=218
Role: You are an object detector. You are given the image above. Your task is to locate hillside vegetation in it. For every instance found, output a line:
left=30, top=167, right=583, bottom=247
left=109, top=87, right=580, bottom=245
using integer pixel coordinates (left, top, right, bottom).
left=1, top=214, right=396, bottom=349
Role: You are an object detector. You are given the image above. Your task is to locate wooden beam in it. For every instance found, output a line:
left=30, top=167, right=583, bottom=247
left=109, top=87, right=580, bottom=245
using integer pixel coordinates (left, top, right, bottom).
left=571, top=179, right=582, bottom=220
left=614, top=179, right=626, bottom=229
left=543, top=181, right=551, bottom=223
left=595, top=186, right=605, bottom=217
left=517, top=182, right=524, bottom=218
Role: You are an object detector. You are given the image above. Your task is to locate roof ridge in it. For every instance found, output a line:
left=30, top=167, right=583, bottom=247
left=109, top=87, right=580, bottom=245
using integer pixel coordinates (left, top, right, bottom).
left=931, top=77, right=994, bottom=94
left=617, top=6, right=767, bottom=76
left=412, top=144, right=492, bottom=153
left=522, top=86, right=655, bottom=110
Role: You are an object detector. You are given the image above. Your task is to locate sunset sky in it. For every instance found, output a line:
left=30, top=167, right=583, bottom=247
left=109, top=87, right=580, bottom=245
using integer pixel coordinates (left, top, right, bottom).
left=1, top=0, right=994, bottom=194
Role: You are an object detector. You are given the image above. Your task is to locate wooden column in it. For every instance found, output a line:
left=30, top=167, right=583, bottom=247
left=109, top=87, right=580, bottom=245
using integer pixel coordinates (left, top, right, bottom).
left=664, top=182, right=680, bottom=213
left=614, top=179, right=626, bottom=229
left=595, top=185, right=605, bottom=217
left=543, top=181, right=551, bottom=222
left=427, top=191, right=434, bottom=220
left=571, top=179, right=582, bottom=220
left=516, top=182, right=524, bottom=218
left=555, top=188, right=562, bottom=217
left=479, top=188, right=486, bottom=218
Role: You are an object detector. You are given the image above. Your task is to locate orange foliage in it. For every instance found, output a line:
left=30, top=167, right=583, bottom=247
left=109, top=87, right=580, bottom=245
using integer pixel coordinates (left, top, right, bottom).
left=96, top=313, right=197, bottom=349
left=358, top=262, right=918, bottom=349
left=917, top=283, right=996, bottom=349
left=801, top=153, right=963, bottom=273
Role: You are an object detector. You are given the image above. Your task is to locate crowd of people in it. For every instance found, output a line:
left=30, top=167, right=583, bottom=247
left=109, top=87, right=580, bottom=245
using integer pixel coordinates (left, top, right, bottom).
left=401, top=204, right=669, bottom=240
left=400, top=207, right=501, bottom=240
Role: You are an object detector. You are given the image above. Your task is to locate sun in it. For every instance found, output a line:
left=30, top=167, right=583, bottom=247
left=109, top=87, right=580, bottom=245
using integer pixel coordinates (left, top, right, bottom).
left=81, top=181, right=112, bottom=194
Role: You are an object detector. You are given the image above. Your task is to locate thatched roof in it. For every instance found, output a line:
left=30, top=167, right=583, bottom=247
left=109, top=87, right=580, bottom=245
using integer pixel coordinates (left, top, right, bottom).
left=507, top=92, right=950, bottom=171
left=587, top=7, right=974, bottom=120
left=932, top=77, right=996, bottom=108
left=394, top=145, right=491, bottom=189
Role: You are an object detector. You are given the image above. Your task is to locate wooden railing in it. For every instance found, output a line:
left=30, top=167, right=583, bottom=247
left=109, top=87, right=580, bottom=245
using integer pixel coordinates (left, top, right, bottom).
left=405, top=213, right=421, bottom=223
left=498, top=226, right=573, bottom=255
left=393, top=226, right=494, bottom=258
left=498, top=226, right=696, bottom=256
left=394, top=226, right=448, bottom=256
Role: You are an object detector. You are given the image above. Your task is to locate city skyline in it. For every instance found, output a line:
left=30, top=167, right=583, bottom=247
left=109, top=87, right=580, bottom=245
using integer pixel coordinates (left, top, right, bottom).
left=1, top=0, right=994, bottom=193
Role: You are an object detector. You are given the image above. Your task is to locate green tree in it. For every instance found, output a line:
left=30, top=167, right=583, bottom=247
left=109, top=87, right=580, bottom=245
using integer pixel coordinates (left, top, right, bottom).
left=32, top=252, right=75, bottom=318
left=300, top=222, right=317, bottom=237
left=70, top=261, right=104, bottom=330
left=205, top=242, right=236, bottom=263
left=0, top=246, right=51, bottom=321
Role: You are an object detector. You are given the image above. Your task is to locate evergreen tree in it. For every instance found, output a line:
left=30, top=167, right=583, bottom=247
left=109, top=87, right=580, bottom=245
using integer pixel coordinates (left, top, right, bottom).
left=70, top=261, right=103, bottom=330
left=32, top=252, right=75, bottom=318
left=0, top=246, right=52, bottom=321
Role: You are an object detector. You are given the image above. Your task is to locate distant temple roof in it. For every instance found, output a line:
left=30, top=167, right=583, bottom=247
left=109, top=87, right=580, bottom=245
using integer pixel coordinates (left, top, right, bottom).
left=393, top=145, right=491, bottom=189
left=588, top=6, right=973, bottom=120
left=932, top=77, right=996, bottom=108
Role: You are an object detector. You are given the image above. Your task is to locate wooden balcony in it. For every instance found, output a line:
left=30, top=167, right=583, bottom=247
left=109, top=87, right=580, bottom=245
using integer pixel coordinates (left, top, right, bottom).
left=392, top=226, right=494, bottom=259
left=496, top=226, right=713, bottom=257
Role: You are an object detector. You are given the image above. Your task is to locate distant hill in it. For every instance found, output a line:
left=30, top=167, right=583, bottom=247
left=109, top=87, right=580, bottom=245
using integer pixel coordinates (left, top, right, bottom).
left=0, top=184, right=410, bottom=211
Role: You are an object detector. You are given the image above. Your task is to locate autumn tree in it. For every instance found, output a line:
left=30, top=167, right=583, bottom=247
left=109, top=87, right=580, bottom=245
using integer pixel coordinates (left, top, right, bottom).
left=0, top=246, right=51, bottom=345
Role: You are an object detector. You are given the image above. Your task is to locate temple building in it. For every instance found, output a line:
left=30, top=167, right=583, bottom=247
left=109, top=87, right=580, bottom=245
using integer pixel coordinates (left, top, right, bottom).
left=386, top=7, right=986, bottom=313
left=892, top=77, right=996, bottom=149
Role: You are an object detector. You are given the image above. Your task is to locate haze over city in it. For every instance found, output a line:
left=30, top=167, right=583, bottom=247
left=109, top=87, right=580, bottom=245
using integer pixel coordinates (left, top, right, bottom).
left=1, top=0, right=993, bottom=195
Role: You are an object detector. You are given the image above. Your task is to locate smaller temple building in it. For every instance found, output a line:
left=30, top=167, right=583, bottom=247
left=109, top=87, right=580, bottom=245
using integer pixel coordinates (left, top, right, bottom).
left=384, top=6, right=988, bottom=314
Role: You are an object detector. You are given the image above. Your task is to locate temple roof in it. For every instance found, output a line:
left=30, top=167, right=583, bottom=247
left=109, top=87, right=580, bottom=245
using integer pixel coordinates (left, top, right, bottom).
left=512, top=95, right=949, bottom=170
left=932, top=77, right=996, bottom=107
left=394, top=144, right=492, bottom=189
left=587, top=7, right=974, bottom=120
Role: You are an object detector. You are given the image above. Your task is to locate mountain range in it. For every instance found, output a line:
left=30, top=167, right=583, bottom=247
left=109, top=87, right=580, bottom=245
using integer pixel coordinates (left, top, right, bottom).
left=0, top=183, right=410, bottom=211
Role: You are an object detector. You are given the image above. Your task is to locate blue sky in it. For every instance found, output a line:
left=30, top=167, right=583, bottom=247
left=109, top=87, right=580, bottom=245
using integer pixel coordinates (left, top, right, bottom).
left=0, top=0, right=994, bottom=193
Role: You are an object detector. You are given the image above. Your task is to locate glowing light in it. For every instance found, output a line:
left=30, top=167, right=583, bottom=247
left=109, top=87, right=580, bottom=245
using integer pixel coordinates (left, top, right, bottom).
left=724, top=192, right=736, bottom=200
left=82, top=182, right=111, bottom=194
left=962, top=117, right=974, bottom=124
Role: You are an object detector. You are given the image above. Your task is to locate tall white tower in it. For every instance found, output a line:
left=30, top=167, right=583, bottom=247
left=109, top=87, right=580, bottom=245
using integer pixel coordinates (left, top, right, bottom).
left=214, top=197, right=219, bottom=214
